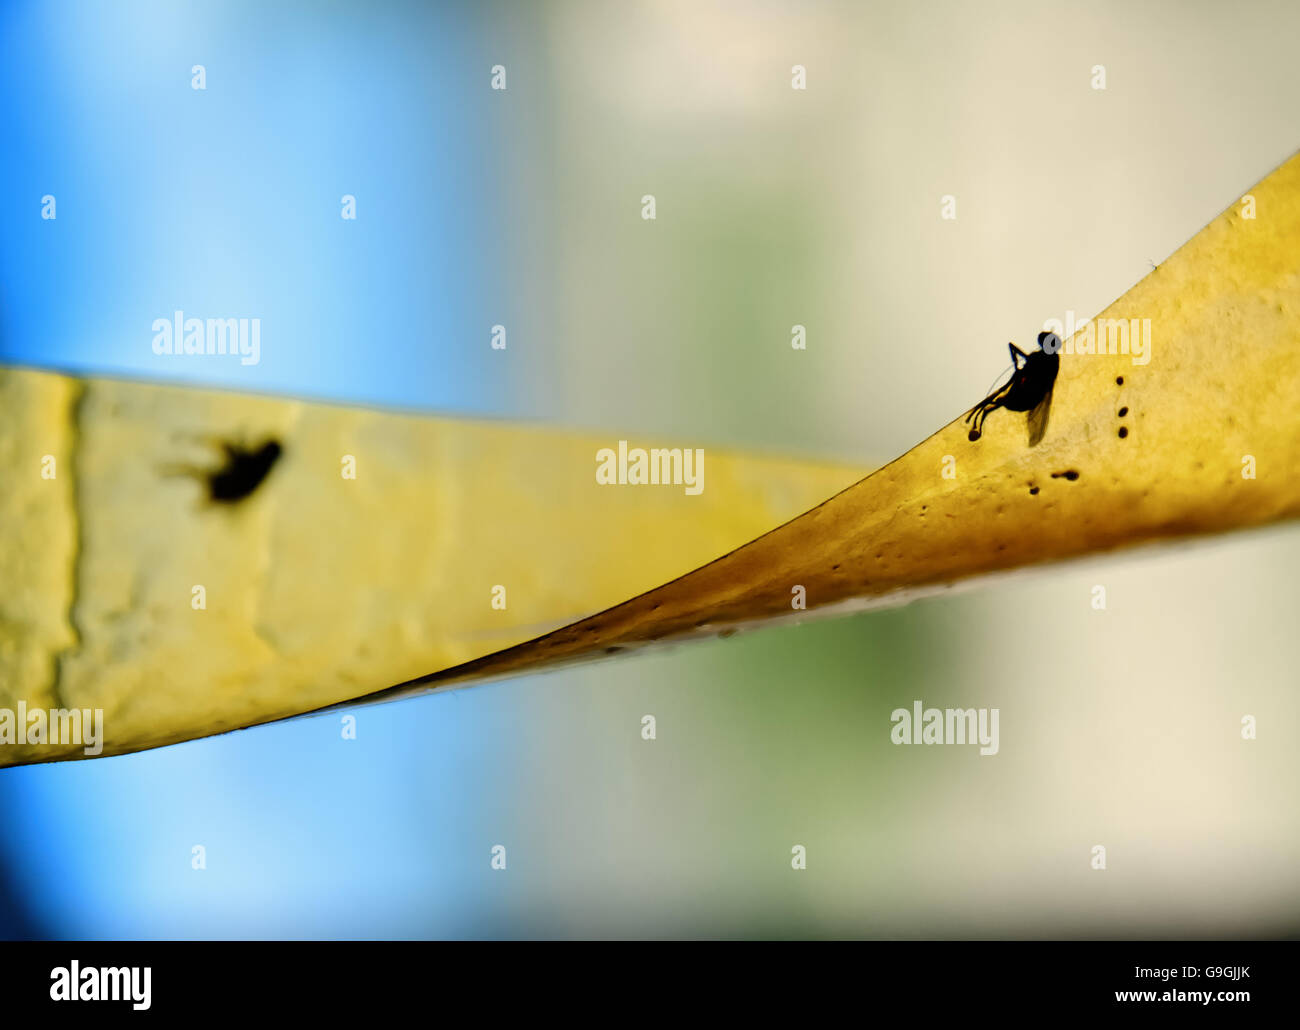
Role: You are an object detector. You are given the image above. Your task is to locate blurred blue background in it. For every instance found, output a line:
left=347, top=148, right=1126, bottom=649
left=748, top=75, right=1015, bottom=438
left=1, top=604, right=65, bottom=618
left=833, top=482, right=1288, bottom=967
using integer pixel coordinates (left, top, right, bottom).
left=0, top=0, right=509, bottom=412
left=0, top=0, right=528, bottom=939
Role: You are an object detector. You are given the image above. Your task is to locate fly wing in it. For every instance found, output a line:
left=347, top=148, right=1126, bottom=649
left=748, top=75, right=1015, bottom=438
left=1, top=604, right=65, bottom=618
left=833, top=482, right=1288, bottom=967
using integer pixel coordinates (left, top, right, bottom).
left=1026, top=383, right=1054, bottom=447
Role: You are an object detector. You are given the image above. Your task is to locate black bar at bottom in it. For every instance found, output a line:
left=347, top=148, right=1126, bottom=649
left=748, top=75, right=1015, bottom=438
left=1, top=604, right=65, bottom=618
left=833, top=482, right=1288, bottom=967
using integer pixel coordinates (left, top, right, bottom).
left=0, top=940, right=1287, bottom=1017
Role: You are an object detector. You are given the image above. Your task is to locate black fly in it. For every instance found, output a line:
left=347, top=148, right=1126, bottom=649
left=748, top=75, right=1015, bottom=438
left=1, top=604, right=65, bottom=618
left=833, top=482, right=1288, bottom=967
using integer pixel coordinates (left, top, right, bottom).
left=163, top=437, right=283, bottom=504
left=206, top=440, right=282, bottom=502
left=965, top=331, right=1061, bottom=445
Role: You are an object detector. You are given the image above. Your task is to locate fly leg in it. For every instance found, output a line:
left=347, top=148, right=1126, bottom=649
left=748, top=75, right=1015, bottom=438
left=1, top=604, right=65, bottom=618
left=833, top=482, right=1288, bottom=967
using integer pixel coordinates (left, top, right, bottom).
left=159, top=434, right=247, bottom=510
left=965, top=383, right=1011, bottom=441
left=156, top=461, right=219, bottom=512
left=168, top=430, right=247, bottom=459
left=966, top=402, right=996, bottom=441
left=965, top=400, right=993, bottom=441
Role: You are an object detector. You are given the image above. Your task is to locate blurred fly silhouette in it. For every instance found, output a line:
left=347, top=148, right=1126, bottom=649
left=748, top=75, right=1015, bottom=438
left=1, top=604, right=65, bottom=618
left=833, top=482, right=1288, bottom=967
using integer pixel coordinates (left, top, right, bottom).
left=161, top=436, right=283, bottom=505
left=965, top=331, right=1061, bottom=446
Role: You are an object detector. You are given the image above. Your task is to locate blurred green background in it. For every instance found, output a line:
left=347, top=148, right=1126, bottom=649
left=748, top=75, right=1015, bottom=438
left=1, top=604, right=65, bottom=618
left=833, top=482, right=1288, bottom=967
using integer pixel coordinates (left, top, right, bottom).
left=484, top=0, right=1300, bottom=938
